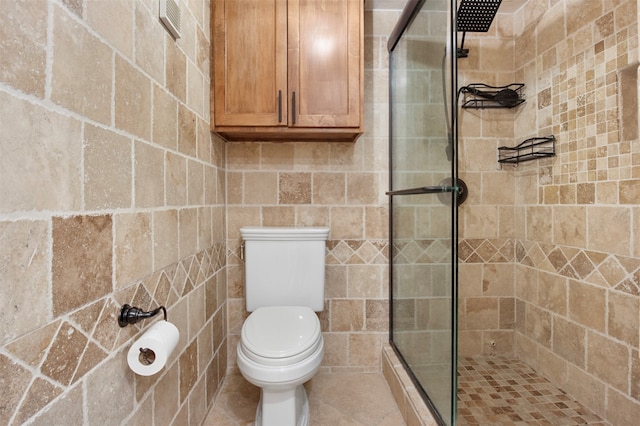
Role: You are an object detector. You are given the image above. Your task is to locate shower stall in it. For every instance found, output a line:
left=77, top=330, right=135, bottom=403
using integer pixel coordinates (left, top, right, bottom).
left=388, top=0, right=638, bottom=425
left=387, top=0, right=459, bottom=424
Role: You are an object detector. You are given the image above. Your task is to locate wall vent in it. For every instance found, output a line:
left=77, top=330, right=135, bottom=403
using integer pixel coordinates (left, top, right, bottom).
left=160, top=0, right=181, bottom=39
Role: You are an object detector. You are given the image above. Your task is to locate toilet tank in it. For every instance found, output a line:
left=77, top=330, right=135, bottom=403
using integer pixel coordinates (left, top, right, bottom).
left=240, top=227, right=330, bottom=312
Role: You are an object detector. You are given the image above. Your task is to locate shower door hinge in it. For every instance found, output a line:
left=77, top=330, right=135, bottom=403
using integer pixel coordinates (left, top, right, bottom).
left=240, top=243, right=244, bottom=261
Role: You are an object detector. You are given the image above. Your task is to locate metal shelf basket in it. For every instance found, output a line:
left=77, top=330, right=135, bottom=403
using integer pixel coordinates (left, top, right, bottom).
left=460, top=83, right=525, bottom=109
left=498, top=135, right=556, bottom=165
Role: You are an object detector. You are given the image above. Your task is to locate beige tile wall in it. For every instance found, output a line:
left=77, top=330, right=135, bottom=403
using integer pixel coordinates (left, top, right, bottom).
left=223, top=7, right=399, bottom=375
left=0, top=1, right=226, bottom=424
left=458, top=0, right=640, bottom=424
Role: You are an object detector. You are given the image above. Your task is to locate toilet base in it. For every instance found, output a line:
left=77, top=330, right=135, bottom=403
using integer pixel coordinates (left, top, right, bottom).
left=255, top=384, right=309, bottom=426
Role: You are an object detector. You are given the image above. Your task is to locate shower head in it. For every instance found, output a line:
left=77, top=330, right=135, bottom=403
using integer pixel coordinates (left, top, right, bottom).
left=456, top=0, right=502, bottom=57
left=457, top=0, right=502, bottom=32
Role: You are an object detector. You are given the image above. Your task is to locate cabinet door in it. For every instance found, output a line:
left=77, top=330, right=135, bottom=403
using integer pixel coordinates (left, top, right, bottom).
left=288, top=0, right=362, bottom=128
left=213, top=0, right=287, bottom=126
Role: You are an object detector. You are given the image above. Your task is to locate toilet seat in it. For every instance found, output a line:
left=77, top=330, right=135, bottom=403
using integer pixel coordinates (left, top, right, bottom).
left=240, top=306, right=322, bottom=366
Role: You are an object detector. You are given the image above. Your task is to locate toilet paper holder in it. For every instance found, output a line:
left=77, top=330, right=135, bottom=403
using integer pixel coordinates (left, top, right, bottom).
left=118, top=304, right=167, bottom=327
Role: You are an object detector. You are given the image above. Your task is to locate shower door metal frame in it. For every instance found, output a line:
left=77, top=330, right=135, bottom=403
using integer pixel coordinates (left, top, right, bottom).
left=387, top=0, right=459, bottom=424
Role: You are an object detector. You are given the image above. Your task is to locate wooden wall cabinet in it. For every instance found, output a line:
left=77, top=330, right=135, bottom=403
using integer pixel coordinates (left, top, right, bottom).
left=211, top=0, right=364, bottom=142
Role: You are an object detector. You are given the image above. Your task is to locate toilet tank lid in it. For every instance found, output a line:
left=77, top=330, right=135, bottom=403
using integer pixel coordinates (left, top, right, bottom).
left=240, top=226, right=329, bottom=241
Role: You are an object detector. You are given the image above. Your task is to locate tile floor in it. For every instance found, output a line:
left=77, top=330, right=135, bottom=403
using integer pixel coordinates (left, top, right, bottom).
left=204, top=371, right=407, bottom=425
left=457, top=356, right=609, bottom=425
left=205, top=356, right=611, bottom=425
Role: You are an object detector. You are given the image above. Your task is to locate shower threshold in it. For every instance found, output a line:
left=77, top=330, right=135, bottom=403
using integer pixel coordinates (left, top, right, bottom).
left=457, top=356, right=609, bottom=425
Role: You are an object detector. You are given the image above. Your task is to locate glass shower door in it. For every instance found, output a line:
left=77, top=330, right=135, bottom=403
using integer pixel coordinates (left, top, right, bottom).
left=387, top=0, right=458, bottom=424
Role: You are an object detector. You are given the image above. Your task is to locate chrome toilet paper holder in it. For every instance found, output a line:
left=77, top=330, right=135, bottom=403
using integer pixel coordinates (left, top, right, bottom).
left=118, top=304, right=167, bottom=327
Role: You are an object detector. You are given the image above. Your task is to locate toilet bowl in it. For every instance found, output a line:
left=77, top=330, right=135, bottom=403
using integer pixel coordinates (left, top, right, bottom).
left=237, top=306, right=324, bottom=426
left=238, top=226, right=329, bottom=425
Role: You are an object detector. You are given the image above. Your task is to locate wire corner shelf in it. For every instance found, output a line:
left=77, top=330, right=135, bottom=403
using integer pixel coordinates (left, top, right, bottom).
left=498, top=135, right=556, bottom=165
left=460, top=83, right=525, bottom=109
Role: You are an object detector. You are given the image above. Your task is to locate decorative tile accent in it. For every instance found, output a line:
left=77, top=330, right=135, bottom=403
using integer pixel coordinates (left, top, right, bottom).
left=326, top=239, right=388, bottom=265
left=392, top=239, right=451, bottom=264
left=461, top=238, right=640, bottom=296
left=1, top=242, right=225, bottom=423
left=459, top=239, right=515, bottom=263
left=515, top=240, right=640, bottom=295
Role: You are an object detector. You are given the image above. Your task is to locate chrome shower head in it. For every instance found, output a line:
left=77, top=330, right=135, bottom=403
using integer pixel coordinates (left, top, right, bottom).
left=456, top=0, right=502, bottom=57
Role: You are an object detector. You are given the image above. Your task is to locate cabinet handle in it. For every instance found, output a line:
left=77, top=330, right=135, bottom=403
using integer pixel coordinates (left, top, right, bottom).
left=278, top=90, right=282, bottom=123
left=292, top=91, right=297, bottom=125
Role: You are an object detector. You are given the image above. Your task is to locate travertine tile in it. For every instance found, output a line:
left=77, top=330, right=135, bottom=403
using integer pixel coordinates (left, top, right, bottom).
left=608, top=290, right=639, bottom=347
left=313, top=173, right=346, bottom=204
left=569, top=280, right=606, bottom=331
left=28, top=385, right=84, bottom=426
left=537, top=271, right=566, bottom=314
left=115, top=55, right=152, bottom=139
left=84, top=124, right=132, bottom=210
left=263, top=206, right=296, bottom=226
left=465, top=298, right=499, bottom=329
left=331, top=207, right=364, bottom=239
left=153, top=85, right=178, bottom=150
left=166, top=152, right=188, bottom=206
left=587, top=206, right=631, bottom=256
left=198, top=117, right=212, bottom=163
left=524, top=304, right=551, bottom=347
left=0, top=353, right=33, bottom=425
left=347, top=265, right=384, bottom=298
left=52, top=5, right=112, bottom=124
left=321, top=333, right=348, bottom=367
left=0, top=220, right=51, bottom=342
left=134, top=4, right=165, bottom=83
left=204, top=371, right=405, bottom=426
left=178, top=103, right=197, bottom=158
left=153, top=209, right=179, bottom=270
left=587, top=330, right=629, bottom=392
left=187, top=61, right=205, bottom=116
left=86, top=352, right=134, bottom=424
left=0, top=92, right=82, bottom=212
left=0, top=0, right=47, bottom=97
left=347, top=173, right=379, bottom=205
left=40, top=322, right=87, bottom=386
left=244, top=172, right=278, bottom=205
left=114, top=212, right=152, bottom=288
left=279, top=172, right=312, bottom=204
left=166, top=39, right=187, bottom=102
left=187, top=159, right=204, bottom=205
left=330, top=299, right=364, bottom=332
left=134, top=141, right=164, bottom=208
left=458, top=355, right=605, bottom=425
left=179, top=341, right=199, bottom=405
left=86, top=0, right=134, bottom=58
left=52, top=215, right=112, bottom=316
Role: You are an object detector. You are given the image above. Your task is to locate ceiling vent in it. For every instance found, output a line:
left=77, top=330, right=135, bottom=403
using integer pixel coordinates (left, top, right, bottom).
left=160, top=0, right=181, bottom=39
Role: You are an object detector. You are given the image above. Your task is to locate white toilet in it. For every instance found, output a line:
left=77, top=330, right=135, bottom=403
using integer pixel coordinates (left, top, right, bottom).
left=237, top=226, right=330, bottom=426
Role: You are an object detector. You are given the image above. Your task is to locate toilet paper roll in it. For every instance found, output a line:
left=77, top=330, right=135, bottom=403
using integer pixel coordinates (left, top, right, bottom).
left=127, top=320, right=179, bottom=376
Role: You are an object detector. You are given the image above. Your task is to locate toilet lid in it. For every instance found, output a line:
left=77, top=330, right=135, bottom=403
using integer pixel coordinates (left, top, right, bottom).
left=241, top=306, right=321, bottom=361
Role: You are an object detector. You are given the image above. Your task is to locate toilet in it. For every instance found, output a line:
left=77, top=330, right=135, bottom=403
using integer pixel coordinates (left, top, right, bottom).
left=237, top=226, right=330, bottom=426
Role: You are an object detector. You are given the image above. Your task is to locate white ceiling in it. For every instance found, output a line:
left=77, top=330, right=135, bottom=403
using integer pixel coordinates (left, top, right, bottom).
left=366, top=0, right=528, bottom=14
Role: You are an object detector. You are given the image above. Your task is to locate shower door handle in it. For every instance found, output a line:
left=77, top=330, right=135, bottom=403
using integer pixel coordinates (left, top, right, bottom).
left=385, top=185, right=452, bottom=196
left=386, top=179, right=467, bottom=204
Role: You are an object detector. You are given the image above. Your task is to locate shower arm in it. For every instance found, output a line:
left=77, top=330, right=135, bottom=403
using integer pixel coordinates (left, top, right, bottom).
left=457, top=32, right=469, bottom=58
